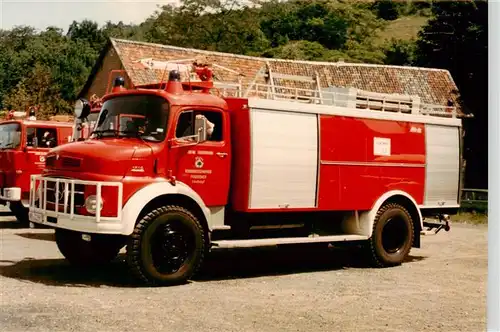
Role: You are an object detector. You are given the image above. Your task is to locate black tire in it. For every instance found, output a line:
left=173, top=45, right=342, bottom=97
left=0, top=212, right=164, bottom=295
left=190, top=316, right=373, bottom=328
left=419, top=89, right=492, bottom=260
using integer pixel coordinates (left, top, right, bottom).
left=9, top=202, right=29, bottom=226
left=367, top=203, right=414, bottom=267
left=126, top=205, right=206, bottom=286
left=55, top=229, right=123, bottom=266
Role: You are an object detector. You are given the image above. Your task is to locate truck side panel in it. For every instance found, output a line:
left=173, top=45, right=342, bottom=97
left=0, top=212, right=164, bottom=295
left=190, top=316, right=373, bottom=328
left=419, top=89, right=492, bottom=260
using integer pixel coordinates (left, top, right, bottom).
left=423, top=124, right=460, bottom=207
left=317, top=116, right=426, bottom=210
left=227, top=98, right=458, bottom=214
left=248, top=108, right=318, bottom=209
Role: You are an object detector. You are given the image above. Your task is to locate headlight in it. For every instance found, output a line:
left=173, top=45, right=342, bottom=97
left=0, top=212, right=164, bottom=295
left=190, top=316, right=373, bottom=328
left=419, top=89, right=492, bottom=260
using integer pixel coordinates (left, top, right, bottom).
left=74, top=98, right=91, bottom=119
left=85, top=195, right=103, bottom=214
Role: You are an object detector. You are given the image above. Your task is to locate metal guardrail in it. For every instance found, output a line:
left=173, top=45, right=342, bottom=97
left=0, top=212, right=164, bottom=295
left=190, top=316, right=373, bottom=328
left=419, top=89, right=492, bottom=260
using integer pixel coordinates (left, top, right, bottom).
left=460, top=188, right=488, bottom=211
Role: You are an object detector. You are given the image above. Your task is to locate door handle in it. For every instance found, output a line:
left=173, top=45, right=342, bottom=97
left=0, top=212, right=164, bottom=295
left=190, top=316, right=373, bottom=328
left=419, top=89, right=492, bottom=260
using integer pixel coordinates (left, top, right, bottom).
left=216, top=152, right=228, bottom=158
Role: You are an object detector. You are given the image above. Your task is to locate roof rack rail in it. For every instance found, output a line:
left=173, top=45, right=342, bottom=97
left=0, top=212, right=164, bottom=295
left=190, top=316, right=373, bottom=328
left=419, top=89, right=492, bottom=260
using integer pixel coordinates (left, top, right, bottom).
left=234, top=63, right=459, bottom=118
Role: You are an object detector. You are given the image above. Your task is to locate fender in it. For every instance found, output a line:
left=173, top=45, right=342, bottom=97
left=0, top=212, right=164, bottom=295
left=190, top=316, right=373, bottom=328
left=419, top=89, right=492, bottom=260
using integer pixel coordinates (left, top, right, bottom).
left=341, top=190, right=423, bottom=238
left=121, top=179, right=211, bottom=236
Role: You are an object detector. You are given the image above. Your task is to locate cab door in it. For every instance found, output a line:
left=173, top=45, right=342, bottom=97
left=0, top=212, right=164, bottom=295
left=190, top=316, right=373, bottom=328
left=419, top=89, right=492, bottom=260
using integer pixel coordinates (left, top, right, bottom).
left=25, top=126, right=58, bottom=174
left=168, top=108, right=231, bottom=207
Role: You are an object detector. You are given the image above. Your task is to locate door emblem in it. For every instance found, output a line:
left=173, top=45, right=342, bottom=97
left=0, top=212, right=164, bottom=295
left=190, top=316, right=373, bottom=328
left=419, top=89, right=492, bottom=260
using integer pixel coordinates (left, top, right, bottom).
left=195, top=157, right=204, bottom=168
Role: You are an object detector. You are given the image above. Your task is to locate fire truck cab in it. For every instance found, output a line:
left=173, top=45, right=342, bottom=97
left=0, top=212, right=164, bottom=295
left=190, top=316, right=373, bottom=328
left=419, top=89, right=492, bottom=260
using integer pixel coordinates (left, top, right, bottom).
left=0, top=109, right=73, bottom=224
left=28, top=66, right=462, bottom=286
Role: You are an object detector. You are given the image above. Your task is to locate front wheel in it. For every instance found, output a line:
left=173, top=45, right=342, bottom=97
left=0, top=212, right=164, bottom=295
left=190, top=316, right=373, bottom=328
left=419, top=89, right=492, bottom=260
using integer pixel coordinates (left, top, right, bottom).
left=367, top=203, right=414, bottom=267
left=126, top=205, right=206, bottom=286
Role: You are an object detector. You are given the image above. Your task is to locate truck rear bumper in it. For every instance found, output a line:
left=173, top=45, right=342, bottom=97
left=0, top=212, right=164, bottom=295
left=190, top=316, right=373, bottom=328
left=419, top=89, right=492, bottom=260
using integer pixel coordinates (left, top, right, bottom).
left=421, top=214, right=451, bottom=235
left=0, top=187, right=21, bottom=201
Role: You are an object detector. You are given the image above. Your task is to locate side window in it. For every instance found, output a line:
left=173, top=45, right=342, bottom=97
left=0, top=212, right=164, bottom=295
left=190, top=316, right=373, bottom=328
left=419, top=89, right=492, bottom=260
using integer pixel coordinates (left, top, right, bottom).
left=39, top=128, right=58, bottom=148
left=27, top=127, right=58, bottom=148
left=175, top=110, right=223, bottom=142
left=26, top=128, right=36, bottom=147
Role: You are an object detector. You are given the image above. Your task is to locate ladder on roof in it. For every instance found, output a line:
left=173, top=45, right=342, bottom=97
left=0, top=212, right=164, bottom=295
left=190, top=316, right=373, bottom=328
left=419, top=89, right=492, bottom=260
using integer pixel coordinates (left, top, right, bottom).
left=243, top=62, right=323, bottom=103
left=240, top=63, right=458, bottom=118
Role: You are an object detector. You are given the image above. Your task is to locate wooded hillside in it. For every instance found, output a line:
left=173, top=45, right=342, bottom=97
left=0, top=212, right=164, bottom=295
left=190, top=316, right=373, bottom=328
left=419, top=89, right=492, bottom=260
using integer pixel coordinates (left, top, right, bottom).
left=0, top=0, right=487, bottom=188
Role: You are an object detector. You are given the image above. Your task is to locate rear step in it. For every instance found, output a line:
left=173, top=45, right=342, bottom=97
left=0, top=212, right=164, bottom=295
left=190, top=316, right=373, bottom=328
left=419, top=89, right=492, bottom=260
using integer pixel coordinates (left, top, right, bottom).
left=211, top=234, right=369, bottom=249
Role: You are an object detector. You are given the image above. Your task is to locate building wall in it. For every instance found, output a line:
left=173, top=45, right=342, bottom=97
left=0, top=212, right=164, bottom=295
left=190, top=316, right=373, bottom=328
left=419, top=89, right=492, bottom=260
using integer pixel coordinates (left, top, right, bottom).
left=83, top=47, right=133, bottom=100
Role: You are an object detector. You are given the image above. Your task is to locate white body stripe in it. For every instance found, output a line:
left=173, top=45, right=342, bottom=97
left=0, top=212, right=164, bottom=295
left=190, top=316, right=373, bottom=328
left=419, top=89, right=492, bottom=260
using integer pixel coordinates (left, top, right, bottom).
left=121, top=180, right=212, bottom=235
left=248, top=108, right=319, bottom=209
left=247, top=98, right=462, bottom=127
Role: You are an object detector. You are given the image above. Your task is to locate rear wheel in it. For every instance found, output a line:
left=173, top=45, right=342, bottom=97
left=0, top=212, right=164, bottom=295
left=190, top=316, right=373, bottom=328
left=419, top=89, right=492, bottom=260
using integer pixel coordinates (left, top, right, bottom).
left=126, top=205, right=206, bottom=286
left=55, top=229, right=124, bottom=266
left=367, top=203, right=414, bottom=267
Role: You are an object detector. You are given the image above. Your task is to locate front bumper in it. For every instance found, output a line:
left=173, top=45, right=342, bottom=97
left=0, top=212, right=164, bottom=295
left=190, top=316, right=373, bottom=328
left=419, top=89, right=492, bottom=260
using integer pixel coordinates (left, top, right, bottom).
left=28, top=210, right=126, bottom=234
left=28, top=175, right=124, bottom=234
left=0, top=187, right=21, bottom=201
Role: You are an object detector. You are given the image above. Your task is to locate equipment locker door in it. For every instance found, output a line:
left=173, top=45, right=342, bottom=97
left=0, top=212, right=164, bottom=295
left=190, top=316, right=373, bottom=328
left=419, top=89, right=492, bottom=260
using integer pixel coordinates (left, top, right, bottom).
left=169, top=108, right=231, bottom=207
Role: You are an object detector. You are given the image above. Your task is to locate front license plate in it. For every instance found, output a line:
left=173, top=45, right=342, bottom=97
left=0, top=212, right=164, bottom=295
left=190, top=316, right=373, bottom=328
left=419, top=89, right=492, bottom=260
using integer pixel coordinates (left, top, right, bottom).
left=29, top=212, right=43, bottom=223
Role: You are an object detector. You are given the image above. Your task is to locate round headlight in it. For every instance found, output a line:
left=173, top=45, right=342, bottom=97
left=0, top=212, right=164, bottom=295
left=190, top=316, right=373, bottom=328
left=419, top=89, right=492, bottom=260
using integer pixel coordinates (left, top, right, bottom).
left=85, top=195, right=103, bottom=214
left=74, top=100, right=83, bottom=117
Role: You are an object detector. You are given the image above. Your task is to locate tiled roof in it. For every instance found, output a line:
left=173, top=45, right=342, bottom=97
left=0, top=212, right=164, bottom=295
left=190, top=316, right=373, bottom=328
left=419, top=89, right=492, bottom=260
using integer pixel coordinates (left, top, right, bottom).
left=93, top=38, right=463, bottom=113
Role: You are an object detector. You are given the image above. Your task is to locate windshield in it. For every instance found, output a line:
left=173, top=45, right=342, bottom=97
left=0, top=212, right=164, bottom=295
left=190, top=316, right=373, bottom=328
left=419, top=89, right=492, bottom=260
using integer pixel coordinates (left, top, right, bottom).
left=92, top=95, right=169, bottom=142
left=86, top=112, right=99, bottom=135
left=0, top=123, right=21, bottom=150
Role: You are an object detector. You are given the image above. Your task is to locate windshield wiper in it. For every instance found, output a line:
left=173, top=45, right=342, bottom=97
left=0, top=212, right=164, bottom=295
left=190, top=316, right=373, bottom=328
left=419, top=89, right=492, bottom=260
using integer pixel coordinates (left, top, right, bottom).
left=0, top=142, right=16, bottom=150
left=92, top=129, right=120, bottom=138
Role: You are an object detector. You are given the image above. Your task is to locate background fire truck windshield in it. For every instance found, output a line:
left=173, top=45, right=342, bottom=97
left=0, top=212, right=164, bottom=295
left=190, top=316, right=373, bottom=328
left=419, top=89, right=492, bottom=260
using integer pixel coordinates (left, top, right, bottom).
left=93, top=94, right=169, bottom=142
left=0, top=123, right=21, bottom=150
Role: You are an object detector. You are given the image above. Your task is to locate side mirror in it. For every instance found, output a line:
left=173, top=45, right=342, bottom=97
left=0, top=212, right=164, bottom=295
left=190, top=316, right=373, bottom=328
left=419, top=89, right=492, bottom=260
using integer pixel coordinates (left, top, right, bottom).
left=194, top=116, right=208, bottom=143
left=74, top=99, right=91, bottom=120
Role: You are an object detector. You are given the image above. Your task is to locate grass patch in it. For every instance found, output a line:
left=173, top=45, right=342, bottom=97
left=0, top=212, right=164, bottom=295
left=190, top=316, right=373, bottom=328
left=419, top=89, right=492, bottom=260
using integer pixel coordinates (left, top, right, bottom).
left=375, top=15, right=429, bottom=45
left=450, top=212, right=488, bottom=225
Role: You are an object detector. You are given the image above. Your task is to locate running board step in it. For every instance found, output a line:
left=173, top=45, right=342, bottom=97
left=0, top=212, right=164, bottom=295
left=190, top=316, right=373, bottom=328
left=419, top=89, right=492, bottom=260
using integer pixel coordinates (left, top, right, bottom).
left=211, top=234, right=369, bottom=249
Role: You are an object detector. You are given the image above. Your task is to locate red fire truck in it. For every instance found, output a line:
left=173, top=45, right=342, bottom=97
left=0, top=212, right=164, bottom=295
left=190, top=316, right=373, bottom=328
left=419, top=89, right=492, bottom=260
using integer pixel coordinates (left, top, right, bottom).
left=27, top=66, right=462, bottom=286
left=0, top=108, right=73, bottom=224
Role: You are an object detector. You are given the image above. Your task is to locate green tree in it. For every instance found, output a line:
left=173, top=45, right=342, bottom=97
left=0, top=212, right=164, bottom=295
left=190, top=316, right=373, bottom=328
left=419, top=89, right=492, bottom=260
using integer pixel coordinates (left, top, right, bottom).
left=144, top=0, right=269, bottom=54
left=372, top=0, right=401, bottom=21
left=260, top=1, right=349, bottom=49
left=383, top=38, right=416, bottom=65
left=415, top=0, right=487, bottom=188
left=67, top=19, right=107, bottom=51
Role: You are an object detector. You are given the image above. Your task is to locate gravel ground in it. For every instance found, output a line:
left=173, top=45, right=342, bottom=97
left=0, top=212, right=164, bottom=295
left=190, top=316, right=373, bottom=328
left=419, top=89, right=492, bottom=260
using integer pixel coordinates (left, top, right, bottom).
left=0, top=208, right=487, bottom=332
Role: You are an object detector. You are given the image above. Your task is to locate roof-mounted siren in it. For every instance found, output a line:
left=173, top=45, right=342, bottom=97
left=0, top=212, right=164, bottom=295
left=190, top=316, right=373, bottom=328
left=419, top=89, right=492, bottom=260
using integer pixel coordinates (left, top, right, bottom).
left=165, top=70, right=184, bottom=94
left=27, top=106, right=37, bottom=120
left=74, top=98, right=91, bottom=120
left=112, top=76, right=127, bottom=93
